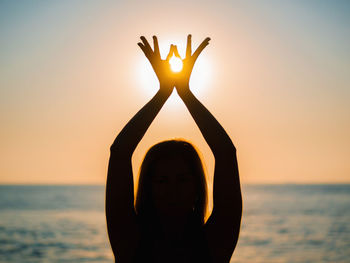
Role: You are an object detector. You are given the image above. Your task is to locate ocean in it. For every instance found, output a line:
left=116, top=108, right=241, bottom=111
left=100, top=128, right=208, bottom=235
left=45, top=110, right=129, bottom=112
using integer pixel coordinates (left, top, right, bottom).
left=0, top=184, right=349, bottom=263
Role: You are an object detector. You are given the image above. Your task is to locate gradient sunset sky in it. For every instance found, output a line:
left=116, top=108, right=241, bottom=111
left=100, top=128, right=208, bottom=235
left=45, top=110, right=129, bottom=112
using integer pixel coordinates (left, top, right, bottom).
left=1, top=0, right=349, bottom=184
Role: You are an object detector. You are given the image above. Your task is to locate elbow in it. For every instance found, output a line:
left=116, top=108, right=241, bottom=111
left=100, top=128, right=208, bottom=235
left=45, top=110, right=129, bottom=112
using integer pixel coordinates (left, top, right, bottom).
left=213, top=146, right=237, bottom=163
left=109, top=143, right=133, bottom=158
left=212, top=139, right=237, bottom=158
left=223, top=137, right=237, bottom=153
left=109, top=142, right=122, bottom=153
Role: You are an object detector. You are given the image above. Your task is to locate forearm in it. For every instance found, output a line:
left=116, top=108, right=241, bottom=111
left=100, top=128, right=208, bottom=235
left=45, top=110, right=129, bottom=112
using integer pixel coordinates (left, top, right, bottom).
left=106, top=88, right=170, bottom=215
left=180, top=87, right=235, bottom=157
left=110, top=88, right=171, bottom=156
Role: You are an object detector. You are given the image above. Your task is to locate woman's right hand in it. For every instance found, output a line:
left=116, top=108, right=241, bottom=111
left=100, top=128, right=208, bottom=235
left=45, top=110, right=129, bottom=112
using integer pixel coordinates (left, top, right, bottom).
left=138, top=36, right=175, bottom=95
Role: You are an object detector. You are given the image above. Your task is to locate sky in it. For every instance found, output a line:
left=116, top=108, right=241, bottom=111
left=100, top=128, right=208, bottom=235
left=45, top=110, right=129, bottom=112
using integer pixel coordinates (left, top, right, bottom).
left=1, top=0, right=349, bottom=185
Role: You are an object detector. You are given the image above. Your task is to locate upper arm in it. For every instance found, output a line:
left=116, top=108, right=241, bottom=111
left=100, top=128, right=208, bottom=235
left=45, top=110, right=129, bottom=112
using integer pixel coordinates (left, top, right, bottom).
left=106, top=149, right=140, bottom=262
left=204, top=148, right=242, bottom=262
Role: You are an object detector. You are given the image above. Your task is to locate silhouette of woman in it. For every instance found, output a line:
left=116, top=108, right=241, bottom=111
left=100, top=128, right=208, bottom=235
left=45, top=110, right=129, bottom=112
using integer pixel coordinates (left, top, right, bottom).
left=106, top=35, right=242, bottom=263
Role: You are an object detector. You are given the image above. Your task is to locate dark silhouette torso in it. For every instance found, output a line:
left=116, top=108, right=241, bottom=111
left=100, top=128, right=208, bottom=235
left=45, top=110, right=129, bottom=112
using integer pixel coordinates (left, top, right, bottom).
left=135, top=224, right=212, bottom=263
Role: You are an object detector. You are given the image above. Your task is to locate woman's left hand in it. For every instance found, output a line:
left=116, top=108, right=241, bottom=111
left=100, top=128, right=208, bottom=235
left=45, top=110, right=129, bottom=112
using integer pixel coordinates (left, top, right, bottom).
left=172, top=35, right=210, bottom=96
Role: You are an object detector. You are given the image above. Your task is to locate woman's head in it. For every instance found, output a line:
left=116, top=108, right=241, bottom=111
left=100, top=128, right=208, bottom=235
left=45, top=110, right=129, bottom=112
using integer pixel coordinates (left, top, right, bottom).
left=136, top=139, right=207, bottom=225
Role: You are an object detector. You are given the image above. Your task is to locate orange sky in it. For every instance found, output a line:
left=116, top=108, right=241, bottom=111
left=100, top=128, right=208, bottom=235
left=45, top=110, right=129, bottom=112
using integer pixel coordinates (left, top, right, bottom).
left=1, top=1, right=349, bottom=184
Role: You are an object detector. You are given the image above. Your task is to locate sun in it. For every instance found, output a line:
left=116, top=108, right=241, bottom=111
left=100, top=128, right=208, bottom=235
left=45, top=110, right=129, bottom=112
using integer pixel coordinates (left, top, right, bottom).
left=135, top=38, right=212, bottom=103
left=169, top=55, right=183, bottom=72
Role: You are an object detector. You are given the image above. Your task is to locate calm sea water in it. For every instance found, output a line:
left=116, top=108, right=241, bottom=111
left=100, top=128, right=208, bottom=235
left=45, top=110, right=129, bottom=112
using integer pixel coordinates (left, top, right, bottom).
left=0, top=185, right=349, bottom=263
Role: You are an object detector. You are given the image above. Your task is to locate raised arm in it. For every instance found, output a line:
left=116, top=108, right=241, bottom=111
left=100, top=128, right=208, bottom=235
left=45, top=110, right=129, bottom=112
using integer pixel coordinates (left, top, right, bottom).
left=106, top=36, right=175, bottom=261
left=174, top=35, right=242, bottom=262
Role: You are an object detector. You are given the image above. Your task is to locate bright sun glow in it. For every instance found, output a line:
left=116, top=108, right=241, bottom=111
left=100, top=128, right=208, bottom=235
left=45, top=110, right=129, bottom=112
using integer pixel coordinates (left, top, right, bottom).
left=169, top=55, right=183, bottom=72
left=135, top=39, right=212, bottom=108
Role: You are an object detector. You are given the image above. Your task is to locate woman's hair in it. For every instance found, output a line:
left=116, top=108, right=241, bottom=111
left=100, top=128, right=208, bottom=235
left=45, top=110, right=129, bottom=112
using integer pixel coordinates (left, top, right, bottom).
left=135, top=139, right=208, bottom=227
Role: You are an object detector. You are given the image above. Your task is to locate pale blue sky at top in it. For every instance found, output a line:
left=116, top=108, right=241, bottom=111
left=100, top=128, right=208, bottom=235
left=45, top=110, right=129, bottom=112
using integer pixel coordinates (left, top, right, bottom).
left=0, top=0, right=349, bottom=184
